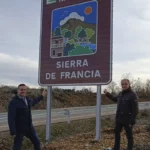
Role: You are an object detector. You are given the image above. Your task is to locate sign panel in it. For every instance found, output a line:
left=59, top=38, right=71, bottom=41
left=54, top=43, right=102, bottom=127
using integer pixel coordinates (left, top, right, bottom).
left=39, top=0, right=113, bottom=86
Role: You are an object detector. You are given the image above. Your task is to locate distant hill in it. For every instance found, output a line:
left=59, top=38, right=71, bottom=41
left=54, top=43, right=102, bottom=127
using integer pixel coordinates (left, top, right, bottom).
left=61, top=18, right=97, bottom=43
left=0, top=86, right=149, bottom=112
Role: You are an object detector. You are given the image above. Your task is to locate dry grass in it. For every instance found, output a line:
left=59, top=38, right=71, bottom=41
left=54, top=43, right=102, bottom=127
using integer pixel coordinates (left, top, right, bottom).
left=0, top=110, right=150, bottom=150
left=0, top=86, right=149, bottom=112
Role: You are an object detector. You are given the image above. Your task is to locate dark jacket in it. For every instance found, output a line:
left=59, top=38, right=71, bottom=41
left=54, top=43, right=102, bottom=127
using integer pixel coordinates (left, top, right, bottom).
left=106, top=88, right=139, bottom=125
left=8, top=95, right=43, bottom=135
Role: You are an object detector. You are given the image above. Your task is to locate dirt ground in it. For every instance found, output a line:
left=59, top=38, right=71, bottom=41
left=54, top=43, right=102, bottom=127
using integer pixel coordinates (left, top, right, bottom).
left=44, top=116, right=150, bottom=150
left=0, top=110, right=149, bottom=150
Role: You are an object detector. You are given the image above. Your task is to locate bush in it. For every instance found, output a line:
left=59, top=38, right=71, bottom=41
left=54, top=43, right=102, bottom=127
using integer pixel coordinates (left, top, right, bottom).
left=138, top=109, right=150, bottom=118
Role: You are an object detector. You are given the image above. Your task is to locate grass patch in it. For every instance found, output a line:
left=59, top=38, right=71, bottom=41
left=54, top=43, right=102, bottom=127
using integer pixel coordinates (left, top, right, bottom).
left=0, top=117, right=113, bottom=150
left=0, top=110, right=149, bottom=150
left=137, top=109, right=150, bottom=119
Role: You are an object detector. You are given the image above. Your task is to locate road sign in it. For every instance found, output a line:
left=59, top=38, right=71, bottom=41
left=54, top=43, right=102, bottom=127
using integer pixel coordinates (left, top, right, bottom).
left=39, top=0, right=113, bottom=86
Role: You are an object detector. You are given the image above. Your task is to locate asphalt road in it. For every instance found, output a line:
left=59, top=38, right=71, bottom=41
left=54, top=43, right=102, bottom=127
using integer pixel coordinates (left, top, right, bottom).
left=0, top=102, right=149, bottom=132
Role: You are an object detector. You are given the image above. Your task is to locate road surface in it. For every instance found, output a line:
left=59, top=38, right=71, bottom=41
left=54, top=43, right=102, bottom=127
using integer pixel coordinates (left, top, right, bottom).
left=0, top=102, right=149, bottom=132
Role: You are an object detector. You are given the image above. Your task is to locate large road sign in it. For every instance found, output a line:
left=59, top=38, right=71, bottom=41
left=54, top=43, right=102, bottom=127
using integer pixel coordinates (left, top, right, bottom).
left=39, top=0, right=113, bottom=86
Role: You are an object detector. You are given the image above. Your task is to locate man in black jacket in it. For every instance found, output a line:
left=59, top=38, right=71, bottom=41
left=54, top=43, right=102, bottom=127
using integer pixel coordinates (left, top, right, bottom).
left=104, top=79, right=139, bottom=150
left=8, top=84, right=47, bottom=150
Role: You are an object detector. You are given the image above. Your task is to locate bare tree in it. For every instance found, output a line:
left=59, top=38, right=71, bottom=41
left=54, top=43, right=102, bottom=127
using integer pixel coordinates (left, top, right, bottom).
left=145, top=79, right=150, bottom=98
left=106, top=81, right=119, bottom=95
left=133, top=78, right=145, bottom=97
left=121, top=73, right=136, bottom=88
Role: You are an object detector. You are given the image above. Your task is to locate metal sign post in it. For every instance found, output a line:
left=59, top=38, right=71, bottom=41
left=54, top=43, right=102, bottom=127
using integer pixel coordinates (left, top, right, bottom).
left=46, top=86, right=52, bottom=144
left=95, top=85, right=101, bottom=141
left=64, top=109, right=71, bottom=124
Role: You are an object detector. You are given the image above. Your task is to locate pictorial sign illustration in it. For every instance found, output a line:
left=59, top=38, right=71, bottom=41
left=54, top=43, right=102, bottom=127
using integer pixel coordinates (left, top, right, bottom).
left=50, top=1, right=97, bottom=58
left=39, top=0, right=113, bottom=86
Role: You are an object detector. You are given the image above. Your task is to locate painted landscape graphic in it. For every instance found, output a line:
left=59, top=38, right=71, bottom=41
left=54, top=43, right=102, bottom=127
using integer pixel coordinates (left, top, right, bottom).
left=50, top=1, right=98, bottom=58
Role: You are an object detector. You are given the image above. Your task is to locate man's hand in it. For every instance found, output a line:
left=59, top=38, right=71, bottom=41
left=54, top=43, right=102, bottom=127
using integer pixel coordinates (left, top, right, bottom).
left=42, top=89, right=47, bottom=97
left=104, top=89, right=108, bottom=94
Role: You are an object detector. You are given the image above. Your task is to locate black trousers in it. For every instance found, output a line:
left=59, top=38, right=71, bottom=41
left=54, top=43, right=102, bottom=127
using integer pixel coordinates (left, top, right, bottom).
left=113, top=122, right=133, bottom=150
left=13, top=127, right=41, bottom=150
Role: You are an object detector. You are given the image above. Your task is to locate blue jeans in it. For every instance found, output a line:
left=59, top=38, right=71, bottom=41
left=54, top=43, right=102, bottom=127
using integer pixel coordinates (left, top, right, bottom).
left=13, top=127, right=41, bottom=150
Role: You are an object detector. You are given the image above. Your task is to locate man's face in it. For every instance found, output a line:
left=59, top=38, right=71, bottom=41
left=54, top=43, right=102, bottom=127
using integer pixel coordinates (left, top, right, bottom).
left=121, top=80, right=130, bottom=90
left=18, top=85, right=27, bottom=97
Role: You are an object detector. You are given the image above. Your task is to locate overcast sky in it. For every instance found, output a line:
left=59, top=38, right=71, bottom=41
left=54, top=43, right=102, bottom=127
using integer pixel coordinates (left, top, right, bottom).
left=0, top=0, right=150, bottom=91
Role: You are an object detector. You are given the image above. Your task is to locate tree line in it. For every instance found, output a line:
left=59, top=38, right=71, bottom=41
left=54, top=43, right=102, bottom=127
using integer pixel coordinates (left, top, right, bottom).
left=106, top=73, right=150, bottom=98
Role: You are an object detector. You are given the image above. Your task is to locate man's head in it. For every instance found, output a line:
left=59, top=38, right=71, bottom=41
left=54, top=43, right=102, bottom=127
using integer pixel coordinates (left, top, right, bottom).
left=17, top=84, right=27, bottom=97
left=121, top=79, right=131, bottom=91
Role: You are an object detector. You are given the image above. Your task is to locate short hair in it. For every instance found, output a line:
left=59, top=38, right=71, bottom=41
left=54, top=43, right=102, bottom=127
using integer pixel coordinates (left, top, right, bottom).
left=18, top=84, right=26, bottom=88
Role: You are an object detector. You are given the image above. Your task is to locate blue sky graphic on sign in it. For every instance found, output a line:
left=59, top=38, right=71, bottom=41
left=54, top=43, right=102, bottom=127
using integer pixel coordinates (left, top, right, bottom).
left=50, top=1, right=98, bottom=58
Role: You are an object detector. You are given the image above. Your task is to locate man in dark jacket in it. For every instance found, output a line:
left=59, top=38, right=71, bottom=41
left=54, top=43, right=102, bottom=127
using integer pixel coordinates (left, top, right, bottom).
left=104, top=79, right=139, bottom=150
left=8, top=84, right=47, bottom=150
